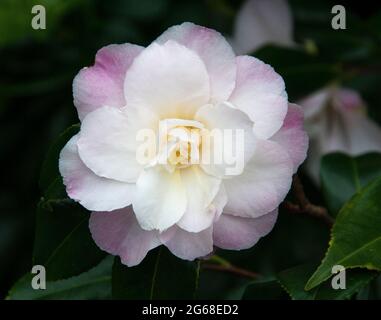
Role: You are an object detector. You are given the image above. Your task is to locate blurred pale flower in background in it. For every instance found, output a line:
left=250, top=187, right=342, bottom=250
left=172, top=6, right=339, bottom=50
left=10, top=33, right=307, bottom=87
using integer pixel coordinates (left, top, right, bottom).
left=233, top=0, right=381, bottom=182
left=300, top=87, right=381, bottom=181
left=232, top=0, right=294, bottom=55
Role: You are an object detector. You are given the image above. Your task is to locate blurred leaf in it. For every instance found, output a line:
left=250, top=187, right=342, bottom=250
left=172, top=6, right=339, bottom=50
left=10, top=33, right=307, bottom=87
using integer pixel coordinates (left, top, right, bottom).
left=112, top=247, right=199, bottom=299
left=306, top=177, right=381, bottom=290
left=367, top=11, right=381, bottom=40
left=320, top=153, right=381, bottom=215
left=242, top=279, right=285, bottom=300
left=278, top=264, right=377, bottom=300
left=39, top=124, right=79, bottom=198
left=7, top=256, right=112, bottom=300
left=291, top=0, right=374, bottom=62
left=33, top=199, right=105, bottom=281
left=111, top=0, right=169, bottom=20
left=0, top=0, right=85, bottom=46
left=253, top=46, right=337, bottom=100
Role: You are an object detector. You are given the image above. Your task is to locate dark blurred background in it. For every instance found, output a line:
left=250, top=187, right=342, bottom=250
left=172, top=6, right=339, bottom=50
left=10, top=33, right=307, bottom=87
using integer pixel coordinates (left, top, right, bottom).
left=1, top=0, right=381, bottom=299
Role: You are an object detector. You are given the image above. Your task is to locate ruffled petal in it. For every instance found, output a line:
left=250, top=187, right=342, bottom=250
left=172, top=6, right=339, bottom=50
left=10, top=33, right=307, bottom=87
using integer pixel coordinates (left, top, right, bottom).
left=156, top=22, right=236, bottom=102
left=124, top=40, right=210, bottom=119
left=195, top=102, right=256, bottom=178
left=213, top=210, right=278, bottom=250
left=133, top=167, right=187, bottom=232
left=229, top=55, right=288, bottom=139
left=223, top=139, right=293, bottom=218
left=160, top=225, right=213, bottom=261
left=77, top=106, right=156, bottom=183
left=73, top=44, right=143, bottom=120
left=59, top=134, right=135, bottom=211
left=271, top=103, right=308, bottom=173
left=89, top=207, right=160, bottom=267
left=177, top=166, right=222, bottom=233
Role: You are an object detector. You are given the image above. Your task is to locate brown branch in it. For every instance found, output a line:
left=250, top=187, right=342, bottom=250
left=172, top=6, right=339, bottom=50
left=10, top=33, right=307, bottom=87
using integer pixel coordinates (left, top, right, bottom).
left=201, top=263, right=261, bottom=280
left=283, top=175, right=334, bottom=228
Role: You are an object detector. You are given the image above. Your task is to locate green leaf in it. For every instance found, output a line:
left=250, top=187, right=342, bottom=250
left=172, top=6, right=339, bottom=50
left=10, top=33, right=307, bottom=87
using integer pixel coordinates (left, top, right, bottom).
left=242, top=279, right=285, bottom=300
left=321, top=153, right=381, bottom=215
left=33, top=199, right=105, bottom=281
left=253, top=46, right=337, bottom=100
left=112, top=247, right=200, bottom=299
left=39, top=124, right=79, bottom=198
left=306, top=177, right=381, bottom=290
left=278, top=264, right=377, bottom=300
left=7, top=256, right=112, bottom=300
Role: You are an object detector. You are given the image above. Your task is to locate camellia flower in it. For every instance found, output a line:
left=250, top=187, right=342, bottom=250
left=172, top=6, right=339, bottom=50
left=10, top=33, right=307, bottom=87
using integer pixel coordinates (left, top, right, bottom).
left=59, top=22, right=308, bottom=266
left=300, top=87, right=381, bottom=181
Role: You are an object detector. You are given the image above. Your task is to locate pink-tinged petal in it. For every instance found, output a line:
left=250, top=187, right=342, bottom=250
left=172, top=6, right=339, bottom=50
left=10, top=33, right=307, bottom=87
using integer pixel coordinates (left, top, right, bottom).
left=333, top=88, right=365, bottom=112
left=160, top=225, right=213, bottom=261
left=155, top=22, right=236, bottom=102
left=213, top=210, right=278, bottom=250
left=89, top=207, right=160, bottom=267
left=59, top=135, right=135, bottom=211
left=177, top=166, right=222, bottom=233
left=124, top=40, right=210, bottom=119
left=229, top=55, right=288, bottom=139
left=224, top=139, right=293, bottom=218
left=271, top=103, right=309, bottom=173
left=195, top=102, right=256, bottom=178
left=233, top=0, right=294, bottom=55
left=77, top=106, right=156, bottom=183
left=73, top=44, right=143, bottom=120
left=133, top=167, right=187, bottom=232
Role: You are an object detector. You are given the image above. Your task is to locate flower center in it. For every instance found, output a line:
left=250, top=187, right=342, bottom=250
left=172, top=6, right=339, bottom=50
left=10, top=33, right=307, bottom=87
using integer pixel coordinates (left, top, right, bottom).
left=156, top=118, right=204, bottom=172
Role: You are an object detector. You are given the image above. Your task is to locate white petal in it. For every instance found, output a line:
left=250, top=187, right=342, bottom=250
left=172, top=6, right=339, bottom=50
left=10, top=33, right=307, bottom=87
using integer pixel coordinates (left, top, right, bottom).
left=224, top=139, right=293, bottom=218
left=233, top=0, right=294, bottom=55
left=59, top=135, right=135, bottom=211
left=177, top=166, right=222, bottom=233
left=77, top=106, right=156, bottom=183
left=124, top=40, right=210, bottom=119
left=195, top=102, right=256, bottom=178
left=133, top=167, right=187, bottom=231
left=229, top=55, right=288, bottom=139
left=156, top=22, right=236, bottom=102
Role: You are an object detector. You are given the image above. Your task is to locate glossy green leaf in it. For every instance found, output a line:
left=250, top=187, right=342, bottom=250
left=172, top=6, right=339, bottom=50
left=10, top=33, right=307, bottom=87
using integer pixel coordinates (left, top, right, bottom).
left=33, top=199, right=105, bottom=281
left=278, top=264, right=377, bottom=300
left=320, top=153, right=381, bottom=215
left=306, top=177, right=381, bottom=290
left=7, top=256, right=112, bottom=300
left=112, top=247, right=200, bottom=299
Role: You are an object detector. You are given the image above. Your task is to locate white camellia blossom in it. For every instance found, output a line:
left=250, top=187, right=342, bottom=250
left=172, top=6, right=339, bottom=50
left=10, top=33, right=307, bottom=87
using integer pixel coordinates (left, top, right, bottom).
left=59, top=22, right=308, bottom=266
left=300, top=87, right=381, bottom=181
